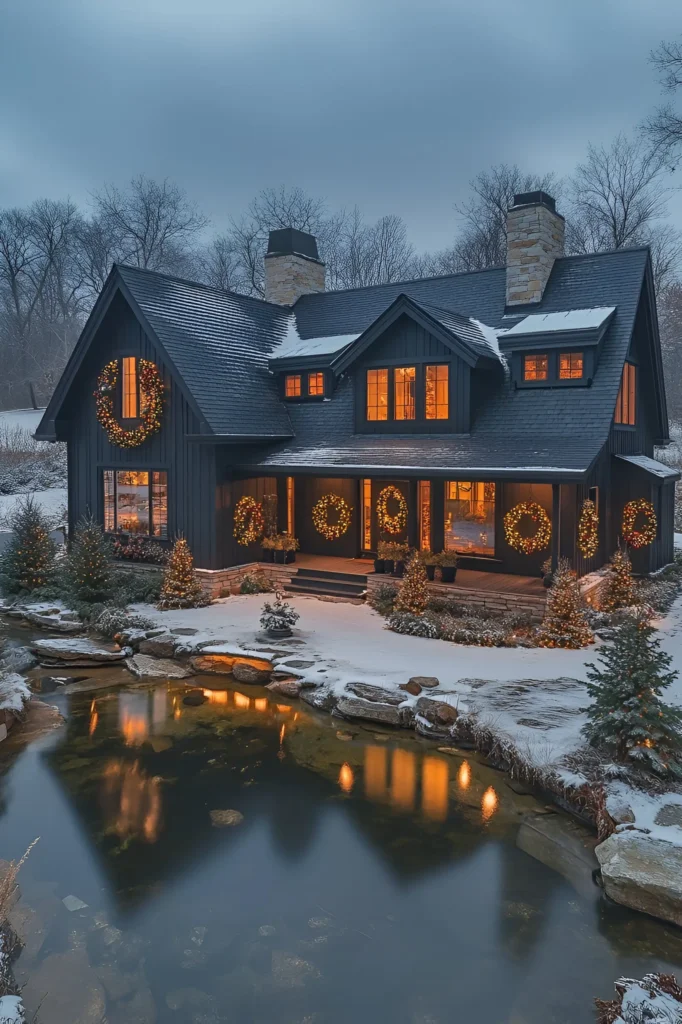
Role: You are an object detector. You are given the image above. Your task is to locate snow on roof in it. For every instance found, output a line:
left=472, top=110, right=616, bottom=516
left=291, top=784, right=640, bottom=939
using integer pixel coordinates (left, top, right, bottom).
left=270, top=315, right=360, bottom=360
left=616, top=454, right=681, bottom=479
left=469, top=318, right=504, bottom=363
left=500, top=306, right=616, bottom=336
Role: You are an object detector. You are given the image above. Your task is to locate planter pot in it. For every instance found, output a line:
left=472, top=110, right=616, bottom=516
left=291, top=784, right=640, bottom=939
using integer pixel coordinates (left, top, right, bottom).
left=261, top=548, right=274, bottom=563
left=383, top=559, right=395, bottom=575
left=394, top=560, right=405, bottom=578
left=373, top=559, right=385, bottom=574
left=543, top=573, right=553, bottom=588
left=267, top=626, right=292, bottom=638
left=274, top=550, right=286, bottom=564
left=426, top=564, right=436, bottom=581
left=441, top=566, right=457, bottom=583
left=285, top=550, right=296, bottom=564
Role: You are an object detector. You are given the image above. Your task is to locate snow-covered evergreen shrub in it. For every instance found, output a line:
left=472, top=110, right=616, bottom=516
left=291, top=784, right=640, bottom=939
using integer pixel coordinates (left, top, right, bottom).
left=0, top=423, right=66, bottom=495
left=94, top=608, right=155, bottom=640
left=239, top=571, right=273, bottom=594
left=116, top=567, right=164, bottom=605
left=386, top=611, right=440, bottom=638
left=368, top=583, right=399, bottom=615
left=260, top=595, right=299, bottom=632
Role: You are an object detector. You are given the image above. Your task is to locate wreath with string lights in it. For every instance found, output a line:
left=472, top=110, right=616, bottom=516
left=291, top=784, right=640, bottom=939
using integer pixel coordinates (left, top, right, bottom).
left=503, top=501, right=552, bottom=555
left=312, top=494, right=353, bottom=540
left=622, top=498, right=657, bottom=549
left=95, top=359, right=164, bottom=448
left=376, top=485, right=408, bottom=536
left=233, top=496, right=265, bottom=546
left=577, top=498, right=599, bottom=558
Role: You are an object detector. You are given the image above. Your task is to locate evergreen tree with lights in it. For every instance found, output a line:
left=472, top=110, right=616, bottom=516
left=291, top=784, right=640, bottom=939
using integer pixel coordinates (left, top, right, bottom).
left=395, top=552, right=429, bottom=616
left=0, top=495, right=56, bottom=595
left=65, top=515, right=113, bottom=603
left=158, top=536, right=208, bottom=609
left=582, top=615, right=682, bottom=777
left=601, top=546, right=636, bottom=611
left=536, top=557, right=593, bottom=649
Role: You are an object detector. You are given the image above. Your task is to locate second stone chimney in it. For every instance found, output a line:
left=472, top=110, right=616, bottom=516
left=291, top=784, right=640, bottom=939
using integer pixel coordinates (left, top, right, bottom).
left=506, top=191, right=565, bottom=306
left=264, top=227, right=325, bottom=305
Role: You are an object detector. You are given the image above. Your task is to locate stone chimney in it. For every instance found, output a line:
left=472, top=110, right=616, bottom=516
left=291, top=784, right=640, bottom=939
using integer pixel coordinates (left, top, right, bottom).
left=506, top=191, right=565, bottom=306
left=264, top=227, right=325, bottom=305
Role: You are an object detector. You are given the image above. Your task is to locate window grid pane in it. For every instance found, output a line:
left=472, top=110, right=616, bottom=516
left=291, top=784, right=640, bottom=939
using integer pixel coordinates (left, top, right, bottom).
left=425, top=365, right=449, bottom=419
left=362, top=478, right=372, bottom=550
left=308, top=372, right=324, bottom=396
left=394, top=366, right=416, bottom=420
left=122, top=357, right=138, bottom=418
left=444, top=481, right=495, bottom=555
left=116, top=470, right=150, bottom=534
left=285, top=374, right=301, bottom=398
left=103, top=470, right=116, bottom=532
left=615, top=363, right=636, bottom=425
left=524, top=354, right=548, bottom=381
left=366, top=369, right=388, bottom=420
left=559, top=352, right=584, bottom=379
left=152, top=471, right=168, bottom=537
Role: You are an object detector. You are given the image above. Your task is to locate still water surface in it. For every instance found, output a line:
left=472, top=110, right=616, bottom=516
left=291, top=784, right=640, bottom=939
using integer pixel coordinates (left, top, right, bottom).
left=2, top=665, right=682, bottom=1023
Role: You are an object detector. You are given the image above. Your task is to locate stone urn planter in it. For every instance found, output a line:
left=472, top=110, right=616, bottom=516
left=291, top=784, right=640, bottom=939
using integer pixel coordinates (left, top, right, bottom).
left=373, top=558, right=385, bottom=574
left=267, top=625, right=292, bottom=639
left=441, top=565, right=457, bottom=584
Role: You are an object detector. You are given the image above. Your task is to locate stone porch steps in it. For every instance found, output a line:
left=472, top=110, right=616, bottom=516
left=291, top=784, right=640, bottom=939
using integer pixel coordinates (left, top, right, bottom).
left=285, top=567, right=368, bottom=600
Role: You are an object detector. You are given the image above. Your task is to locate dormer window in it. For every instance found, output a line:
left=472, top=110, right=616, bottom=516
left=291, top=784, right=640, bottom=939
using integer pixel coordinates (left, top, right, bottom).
left=122, top=357, right=138, bottom=418
left=524, top=354, right=548, bottom=381
left=559, top=352, right=584, bottom=379
left=308, top=372, right=324, bottom=396
left=285, top=374, right=302, bottom=398
left=425, top=365, right=449, bottom=419
left=367, top=369, right=388, bottom=420
left=394, top=366, right=416, bottom=420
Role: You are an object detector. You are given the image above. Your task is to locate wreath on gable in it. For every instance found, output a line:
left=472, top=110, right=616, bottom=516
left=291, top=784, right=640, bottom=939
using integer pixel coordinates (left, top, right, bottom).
left=503, top=501, right=552, bottom=555
left=376, top=485, right=408, bottom=536
left=233, top=496, right=265, bottom=546
left=95, top=359, right=164, bottom=448
left=622, top=499, right=657, bottom=549
left=577, top=498, right=599, bottom=558
left=312, top=494, right=353, bottom=541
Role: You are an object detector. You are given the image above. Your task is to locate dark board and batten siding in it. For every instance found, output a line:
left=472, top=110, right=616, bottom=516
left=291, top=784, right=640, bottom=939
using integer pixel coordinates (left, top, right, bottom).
left=64, top=292, right=218, bottom=568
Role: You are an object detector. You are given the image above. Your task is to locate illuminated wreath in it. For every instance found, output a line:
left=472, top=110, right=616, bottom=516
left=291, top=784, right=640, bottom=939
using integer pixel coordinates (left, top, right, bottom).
left=376, top=485, right=408, bottom=536
left=95, top=359, right=164, bottom=448
left=312, top=494, right=353, bottom=540
left=577, top=498, right=599, bottom=558
left=622, top=499, right=657, bottom=549
left=233, top=496, right=265, bottom=546
left=503, top=501, right=552, bottom=555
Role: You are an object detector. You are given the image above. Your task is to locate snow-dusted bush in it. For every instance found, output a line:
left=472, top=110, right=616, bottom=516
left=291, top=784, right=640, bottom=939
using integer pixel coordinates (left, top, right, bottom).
left=386, top=611, right=440, bottom=638
left=93, top=608, right=155, bottom=640
left=260, top=595, right=299, bottom=632
left=368, top=583, right=398, bottom=615
left=0, top=422, right=66, bottom=495
left=239, top=571, right=273, bottom=595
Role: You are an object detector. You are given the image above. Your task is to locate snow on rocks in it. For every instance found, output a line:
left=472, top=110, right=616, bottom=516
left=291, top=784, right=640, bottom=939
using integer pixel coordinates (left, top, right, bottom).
left=596, top=832, right=682, bottom=927
left=0, top=995, right=24, bottom=1023
left=598, top=974, right=682, bottom=1023
left=30, top=638, right=131, bottom=666
left=125, top=654, right=192, bottom=680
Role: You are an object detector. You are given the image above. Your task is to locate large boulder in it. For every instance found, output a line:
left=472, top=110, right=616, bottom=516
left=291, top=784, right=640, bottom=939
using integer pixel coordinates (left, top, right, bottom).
left=596, top=831, right=682, bottom=926
left=138, top=634, right=178, bottom=658
left=21, top=948, right=106, bottom=1024
left=266, top=678, right=302, bottom=698
left=126, top=654, right=192, bottom=680
left=190, top=652, right=273, bottom=677
left=31, top=638, right=129, bottom=666
left=24, top=611, right=83, bottom=633
left=0, top=646, right=37, bottom=674
left=335, top=696, right=404, bottom=727
left=232, top=661, right=272, bottom=685
left=346, top=682, right=404, bottom=706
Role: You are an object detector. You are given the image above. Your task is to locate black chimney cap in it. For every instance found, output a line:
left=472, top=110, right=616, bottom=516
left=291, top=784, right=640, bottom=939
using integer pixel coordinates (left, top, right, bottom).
left=511, top=190, right=557, bottom=212
left=266, top=227, right=321, bottom=261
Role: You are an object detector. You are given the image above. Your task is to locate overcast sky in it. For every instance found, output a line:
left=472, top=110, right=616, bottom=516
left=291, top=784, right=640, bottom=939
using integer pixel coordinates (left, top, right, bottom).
left=1, top=0, right=681, bottom=252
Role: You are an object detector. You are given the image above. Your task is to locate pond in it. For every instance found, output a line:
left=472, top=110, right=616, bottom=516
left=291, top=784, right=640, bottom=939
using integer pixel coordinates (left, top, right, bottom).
left=2, top=632, right=682, bottom=1023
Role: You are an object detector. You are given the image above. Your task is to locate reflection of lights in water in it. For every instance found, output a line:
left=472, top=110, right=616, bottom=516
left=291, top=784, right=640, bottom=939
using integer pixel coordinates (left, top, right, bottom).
left=102, top=760, right=162, bottom=843
left=457, top=761, right=471, bottom=790
left=293, top=712, right=299, bottom=722
left=152, top=687, right=167, bottom=729
left=254, top=698, right=268, bottom=713
left=364, top=745, right=388, bottom=801
left=118, top=692, right=150, bottom=746
left=421, top=757, right=448, bottom=821
left=482, top=786, right=498, bottom=820
left=279, top=724, right=286, bottom=744
left=89, top=700, right=98, bottom=737
left=391, top=749, right=416, bottom=811
left=339, top=762, right=354, bottom=793
left=276, top=704, right=291, bottom=714
left=233, top=691, right=250, bottom=710
left=203, top=689, right=228, bottom=704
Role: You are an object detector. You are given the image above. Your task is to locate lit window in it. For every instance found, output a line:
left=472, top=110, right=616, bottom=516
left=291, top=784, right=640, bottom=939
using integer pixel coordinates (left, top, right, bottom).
left=122, top=357, right=138, bottom=418
left=362, top=478, right=372, bottom=550
left=308, top=372, right=324, bottom=396
left=615, top=362, right=636, bottom=425
left=524, top=354, right=548, bottom=381
left=286, top=477, right=295, bottom=535
left=418, top=480, right=431, bottom=551
left=559, top=352, right=584, bottom=379
left=445, top=481, right=495, bottom=555
left=425, top=365, right=449, bottom=419
left=285, top=374, right=301, bottom=398
left=103, top=469, right=168, bottom=537
left=366, top=369, right=388, bottom=421
left=394, top=366, right=416, bottom=420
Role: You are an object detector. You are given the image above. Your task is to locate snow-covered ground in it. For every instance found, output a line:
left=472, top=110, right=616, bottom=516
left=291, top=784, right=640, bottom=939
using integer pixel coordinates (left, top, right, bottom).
left=0, top=408, right=44, bottom=434
left=0, top=488, right=67, bottom=523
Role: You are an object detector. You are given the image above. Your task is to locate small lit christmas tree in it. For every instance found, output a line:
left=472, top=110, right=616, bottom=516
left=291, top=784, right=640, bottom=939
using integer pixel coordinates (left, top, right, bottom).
left=601, top=546, right=636, bottom=611
left=65, top=515, right=113, bottom=603
left=536, top=557, right=593, bottom=649
left=0, top=494, right=56, bottom=594
left=582, top=615, right=682, bottom=777
left=158, top=536, right=208, bottom=609
left=395, top=552, right=429, bottom=616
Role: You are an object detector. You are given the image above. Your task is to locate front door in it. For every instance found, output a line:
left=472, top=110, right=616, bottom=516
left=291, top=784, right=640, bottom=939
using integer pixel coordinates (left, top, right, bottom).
left=370, top=479, right=410, bottom=552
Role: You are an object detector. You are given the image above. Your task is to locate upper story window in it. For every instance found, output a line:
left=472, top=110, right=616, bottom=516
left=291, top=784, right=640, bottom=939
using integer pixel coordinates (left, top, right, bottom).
left=425, top=365, right=449, bottom=420
left=394, top=366, right=416, bottom=420
left=285, top=374, right=301, bottom=398
left=615, top=361, right=636, bottom=425
left=559, top=352, right=584, bottom=379
left=366, top=368, right=388, bottom=420
left=308, top=372, right=324, bottom=396
left=103, top=469, right=168, bottom=537
left=122, top=357, right=137, bottom=418
left=524, top=354, right=548, bottom=381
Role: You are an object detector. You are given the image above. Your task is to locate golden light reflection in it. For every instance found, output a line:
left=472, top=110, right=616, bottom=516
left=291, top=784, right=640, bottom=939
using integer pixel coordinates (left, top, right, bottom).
left=458, top=761, right=471, bottom=790
left=279, top=724, right=286, bottom=744
left=152, top=687, right=167, bottom=730
left=482, top=786, right=498, bottom=820
left=102, top=760, right=162, bottom=844
left=421, top=757, right=449, bottom=821
left=119, top=693, right=150, bottom=746
left=203, top=689, right=229, bottom=704
left=339, top=762, right=354, bottom=793
left=254, top=698, right=268, bottom=713
left=364, top=745, right=387, bottom=802
left=276, top=704, right=291, bottom=714
left=233, top=691, right=250, bottom=710
left=391, top=749, right=416, bottom=811
left=89, top=700, right=98, bottom=737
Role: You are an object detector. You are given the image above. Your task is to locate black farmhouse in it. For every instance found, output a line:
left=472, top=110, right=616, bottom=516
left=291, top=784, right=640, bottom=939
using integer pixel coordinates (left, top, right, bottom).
left=36, top=191, right=679, bottom=583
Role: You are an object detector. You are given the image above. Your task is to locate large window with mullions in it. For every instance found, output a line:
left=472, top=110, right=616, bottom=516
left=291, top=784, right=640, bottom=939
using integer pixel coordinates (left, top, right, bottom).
left=103, top=470, right=168, bottom=536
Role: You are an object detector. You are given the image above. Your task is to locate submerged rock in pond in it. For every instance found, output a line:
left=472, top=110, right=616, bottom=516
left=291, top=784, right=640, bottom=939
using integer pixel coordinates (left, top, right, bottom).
left=183, top=690, right=208, bottom=707
left=126, top=654, right=192, bottom=679
left=271, top=950, right=321, bottom=989
left=518, top=813, right=598, bottom=900
left=21, top=948, right=106, bottom=1024
left=32, top=637, right=129, bottom=665
left=596, top=832, right=682, bottom=927
left=210, top=809, right=244, bottom=827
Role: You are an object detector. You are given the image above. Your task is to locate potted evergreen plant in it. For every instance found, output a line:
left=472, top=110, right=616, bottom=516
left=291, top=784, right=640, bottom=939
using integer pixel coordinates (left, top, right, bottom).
left=261, top=535, right=277, bottom=563
left=279, top=533, right=299, bottom=564
left=377, top=539, right=394, bottom=575
left=393, top=542, right=410, bottom=578
left=260, top=594, right=300, bottom=638
left=438, top=550, right=459, bottom=583
left=419, top=549, right=437, bottom=581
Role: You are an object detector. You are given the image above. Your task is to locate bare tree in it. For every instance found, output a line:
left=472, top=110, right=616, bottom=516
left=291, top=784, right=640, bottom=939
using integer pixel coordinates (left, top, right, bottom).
left=643, top=38, right=682, bottom=155
left=657, top=282, right=682, bottom=421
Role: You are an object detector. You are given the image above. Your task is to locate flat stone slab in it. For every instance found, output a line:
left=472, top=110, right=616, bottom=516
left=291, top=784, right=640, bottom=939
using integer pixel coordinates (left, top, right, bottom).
left=409, top=675, right=439, bottom=689
left=346, top=682, right=404, bottom=706
left=596, top=831, right=682, bottom=926
left=335, top=696, right=404, bottom=727
left=32, top=638, right=129, bottom=664
left=138, top=634, right=178, bottom=658
left=126, top=654, right=192, bottom=679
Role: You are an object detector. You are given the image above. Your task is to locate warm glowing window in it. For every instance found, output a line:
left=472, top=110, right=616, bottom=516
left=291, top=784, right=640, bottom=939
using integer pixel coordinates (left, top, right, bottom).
left=286, top=477, right=295, bottom=535
left=559, top=352, right=584, bottom=379
left=362, top=478, right=372, bottom=550
left=425, top=365, right=449, bottom=419
left=524, top=354, right=548, bottom=381
left=285, top=374, right=301, bottom=398
left=615, top=362, right=636, bottom=425
left=445, top=481, right=495, bottom=555
left=418, top=480, right=431, bottom=551
left=394, top=366, right=416, bottom=420
left=366, top=369, right=388, bottom=421
left=308, top=372, right=324, bottom=396
left=103, top=469, right=168, bottom=537
left=122, top=357, right=138, bottom=418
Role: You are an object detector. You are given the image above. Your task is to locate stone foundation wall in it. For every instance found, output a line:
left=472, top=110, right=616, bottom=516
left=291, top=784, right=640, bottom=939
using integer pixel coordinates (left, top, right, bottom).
left=195, top=562, right=295, bottom=598
left=366, top=574, right=547, bottom=622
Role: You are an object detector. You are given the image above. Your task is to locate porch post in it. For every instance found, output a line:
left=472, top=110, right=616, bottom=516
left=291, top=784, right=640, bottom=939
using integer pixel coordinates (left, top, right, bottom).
left=551, top=483, right=561, bottom=571
left=431, top=479, right=445, bottom=554
left=408, top=479, right=419, bottom=550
